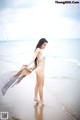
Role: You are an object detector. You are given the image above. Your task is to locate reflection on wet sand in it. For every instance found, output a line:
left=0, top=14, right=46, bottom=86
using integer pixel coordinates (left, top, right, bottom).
left=34, top=103, right=44, bottom=120
left=11, top=116, right=20, bottom=120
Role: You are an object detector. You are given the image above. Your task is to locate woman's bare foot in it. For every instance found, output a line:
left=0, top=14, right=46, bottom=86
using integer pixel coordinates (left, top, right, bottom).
left=39, top=100, right=44, bottom=107
left=34, top=98, right=39, bottom=104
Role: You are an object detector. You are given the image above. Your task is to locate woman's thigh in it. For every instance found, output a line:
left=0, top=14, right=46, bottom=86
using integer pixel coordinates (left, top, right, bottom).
left=35, top=67, right=44, bottom=84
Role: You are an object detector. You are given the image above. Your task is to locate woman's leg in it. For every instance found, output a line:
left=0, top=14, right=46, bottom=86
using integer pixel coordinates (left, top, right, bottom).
left=38, top=75, right=44, bottom=104
left=36, top=71, right=44, bottom=105
left=34, top=75, right=39, bottom=102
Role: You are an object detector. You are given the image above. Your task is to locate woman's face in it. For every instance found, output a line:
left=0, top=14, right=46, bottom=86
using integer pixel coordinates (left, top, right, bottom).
left=40, top=42, right=47, bottom=49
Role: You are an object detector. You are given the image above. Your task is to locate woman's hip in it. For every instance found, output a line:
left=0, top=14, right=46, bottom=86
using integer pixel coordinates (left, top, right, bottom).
left=35, top=66, right=44, bottom=75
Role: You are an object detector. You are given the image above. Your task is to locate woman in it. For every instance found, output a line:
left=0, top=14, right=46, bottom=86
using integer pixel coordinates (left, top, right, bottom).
left=1, top=38, right=48, bottom=105
left=33, top=38, right=48, bottom=105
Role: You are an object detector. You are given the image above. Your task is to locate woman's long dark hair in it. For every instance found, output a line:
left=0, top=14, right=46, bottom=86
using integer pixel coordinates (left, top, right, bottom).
left=34, top=38, right=48, bottom=67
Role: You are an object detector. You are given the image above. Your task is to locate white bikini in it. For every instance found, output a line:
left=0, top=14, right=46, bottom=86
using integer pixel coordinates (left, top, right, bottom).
left=37, top=55, right=46, bottom=61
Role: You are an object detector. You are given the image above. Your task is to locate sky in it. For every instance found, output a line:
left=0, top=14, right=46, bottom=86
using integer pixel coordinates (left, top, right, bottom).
left=0, top=0, right=80, bottom=40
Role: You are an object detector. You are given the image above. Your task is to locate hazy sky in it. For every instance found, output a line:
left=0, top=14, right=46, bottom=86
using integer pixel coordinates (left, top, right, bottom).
left=0, top=0, right=80, bottom=40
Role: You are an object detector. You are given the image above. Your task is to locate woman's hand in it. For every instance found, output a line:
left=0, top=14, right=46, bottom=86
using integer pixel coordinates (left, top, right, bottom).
left=23, top=65, right=28, bottom=67
left=23, top=65, right=30, bottom=71
left=23, top=65, right=28, bottom=68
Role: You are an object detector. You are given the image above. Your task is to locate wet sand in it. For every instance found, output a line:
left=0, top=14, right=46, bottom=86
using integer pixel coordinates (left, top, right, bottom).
left=0, top=73, right=80, bottom=120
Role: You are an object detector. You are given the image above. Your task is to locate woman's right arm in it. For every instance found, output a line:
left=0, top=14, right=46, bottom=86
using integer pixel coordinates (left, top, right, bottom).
left=26, top=48, right=40, bottom=66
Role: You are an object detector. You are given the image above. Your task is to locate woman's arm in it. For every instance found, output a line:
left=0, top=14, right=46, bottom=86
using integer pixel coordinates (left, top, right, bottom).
left=27, top=48, right=40, bottom=66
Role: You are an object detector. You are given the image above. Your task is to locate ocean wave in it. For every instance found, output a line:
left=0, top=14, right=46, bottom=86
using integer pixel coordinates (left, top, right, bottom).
left=45, top=76, right=80, bottom=80
left=47, top=55, right=80, bottom=67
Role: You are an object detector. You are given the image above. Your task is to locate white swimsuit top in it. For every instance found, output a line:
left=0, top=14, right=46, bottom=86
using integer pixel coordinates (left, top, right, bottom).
left=37, top=55, right=46, bottom=61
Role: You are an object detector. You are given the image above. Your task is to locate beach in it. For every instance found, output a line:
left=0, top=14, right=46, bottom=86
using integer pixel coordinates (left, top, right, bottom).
left=0, top=39, right=80, bottom=120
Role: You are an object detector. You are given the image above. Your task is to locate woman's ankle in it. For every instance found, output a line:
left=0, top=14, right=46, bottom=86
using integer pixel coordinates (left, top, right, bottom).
left=34, top=98, right=39, bottom=104
left=34, top=97, right=38, bottom=101
left=40, top=99, right=44, bottom=104
left=39, top=100, right=44, bottom=106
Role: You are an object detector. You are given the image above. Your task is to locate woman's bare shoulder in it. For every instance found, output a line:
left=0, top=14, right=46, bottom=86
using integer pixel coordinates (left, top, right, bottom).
left=35, top=48, right=41, bottom=53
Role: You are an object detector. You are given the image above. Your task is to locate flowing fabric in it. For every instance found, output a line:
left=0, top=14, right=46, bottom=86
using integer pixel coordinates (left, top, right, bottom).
left=0, top=64, right=36, bottom=96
